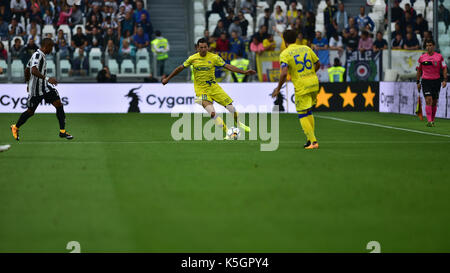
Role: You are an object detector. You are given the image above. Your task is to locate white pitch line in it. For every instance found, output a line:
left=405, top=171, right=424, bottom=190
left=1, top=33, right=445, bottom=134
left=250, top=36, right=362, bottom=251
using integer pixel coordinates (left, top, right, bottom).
left=10, top=140, right=450, bottom=145
left=315, top=115, right=450, bottom=138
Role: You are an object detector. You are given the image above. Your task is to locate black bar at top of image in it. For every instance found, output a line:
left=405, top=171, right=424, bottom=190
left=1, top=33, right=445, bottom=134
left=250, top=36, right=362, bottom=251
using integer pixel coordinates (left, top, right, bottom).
left=0, top=253, right=449, bottom=271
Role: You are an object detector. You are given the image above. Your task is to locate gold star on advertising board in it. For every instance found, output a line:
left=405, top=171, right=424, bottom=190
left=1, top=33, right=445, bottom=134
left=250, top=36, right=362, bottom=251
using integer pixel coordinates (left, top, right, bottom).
left=362, top=86, right=376, bottom=107
left=339, top=86, right=357, bottom=107
left=315, top=86, right=333, bottom=108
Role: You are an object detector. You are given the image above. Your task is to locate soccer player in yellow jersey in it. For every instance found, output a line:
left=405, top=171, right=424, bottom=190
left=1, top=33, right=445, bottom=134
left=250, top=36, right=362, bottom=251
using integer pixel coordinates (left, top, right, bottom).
left=272, top=30, right=321, bottom=149
left=162, top=38, right=256, bottom=139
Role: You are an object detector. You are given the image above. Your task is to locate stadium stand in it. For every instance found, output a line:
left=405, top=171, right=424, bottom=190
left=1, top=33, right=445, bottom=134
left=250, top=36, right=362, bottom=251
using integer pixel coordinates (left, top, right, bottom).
left=0, top=0, right=447, bottom=83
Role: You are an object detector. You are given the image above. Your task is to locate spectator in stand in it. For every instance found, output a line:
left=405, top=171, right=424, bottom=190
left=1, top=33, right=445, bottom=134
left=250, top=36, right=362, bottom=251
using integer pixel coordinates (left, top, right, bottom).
left=228, top=17, right=242, bottom=37
left=87, top=5, right=103, bottom=25
left=97, top=65, right=117, bottom=83
left=404, top=3, right=417, bottom=21
left=87, top=26, right=103, bottom=51
left=0, top=17, right=9, bottom=41
left=313, top=31, right=329, bottom=66
left=355, top=6, right=374, bottom=33
left=250, top=36, right=264, bottom=55
left=86, top=14, right=101, bottom=35
left=26, top=27, right=40, bottom=47
left=388, top=0, right=404, bottom=24
left=133, top=26, right=150, bottom=50
left=286, top=1, right=298, bottom=25
left=26, top=19, right=41, bottom=36
left=29, top=2, right=42, bottom=25
left=292, top=17, right=304, bottom=34
left=296, top=32, right=308, bottom=45
left=329, top=32, right=344, bottom=54
left=120, top=0, right=133, bottom=14
left=103, top=27, right=119, bottom=48
left=252, top=25, right=269, bottom=44
left=216, top=32, right=230, bottom=52
left=10, top=0, right=27, bottom=22
left=257, top=8, right=275, bottom=35
left=71, top=26, right=88, bottom=50
left=22, top=37, right=39, bottom=64
left=273, top=5, right=286, bottom=31
left=240, top=0, right=256, bottom=17
left=415, top=14, right=428, bottom=38
left=358, top=30, right=373, bottom=53
left=333, top=2, right=348, bottom=35
left=403, top=12, right=415, bottom=31
left=262, top=34, right=276, bottom=52
left=438, top=4, right=450, bottom=32
left=345, top=27, right=359, bottom=52
left=212, top=20, right=227, bottom=38
left=69, top=4, right=83, bottom=28
left=229, top=30, right=245, bottom=57
left=135, top=13, right=153, bottom=39
left=57, top=5, right=72, bottom=27
left=71, top=47, right=89, bottom=76
left=373, top=31, right=387, bottom=52
left=203, top=29, right=211, bottom=41
left=57, top=39, right=71, bottom=60
left=0, top=42, right=6, bottom=60
left=205, top=0, right=226, bottom=28
left=134, top=0, right=149, bottom=24
left=102, top=16, right=119, bottom=33
left=56, top=29, right=67, bottom=47
left=43, top=9, right=53, bottom=25
left=323, top=0, right=337, bottom=39
left=223, top=10, right=235, bottom=31
left=105, top=39, right=119, bottom=60
left=304, top=11, right=316, bottom=40
left=119, top=38, right=135, bottom=60
left=105, top=6, right=117, bottom=22
left=422, top=30, right=433, bottom=48
left=391, top=22, right=404, bottom=40
left=120, top=29, right=133, bottom=49
left=403, top=32, right=420, bottom=50
left=120, top=11, right=135, bottom=37
left=238, top=11, right=249, bottom=38
left=116, top=5, right=126, bottom=23
left=208, top=36, right=216, bottom=52
left=10, top=37, right=24, bottom=60
left=391, top=33, right=403, bottom=49
left=8, top=16, right=25, bottom=38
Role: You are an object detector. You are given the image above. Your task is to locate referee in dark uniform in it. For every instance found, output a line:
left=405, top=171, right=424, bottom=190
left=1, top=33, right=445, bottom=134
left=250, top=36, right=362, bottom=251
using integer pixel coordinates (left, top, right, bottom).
left=11, top=38, right=73, bottom=140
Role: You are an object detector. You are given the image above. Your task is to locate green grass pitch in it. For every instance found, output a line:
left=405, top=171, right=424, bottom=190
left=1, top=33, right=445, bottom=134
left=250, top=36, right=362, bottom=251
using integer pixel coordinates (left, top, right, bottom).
left=0, top=112, right=449, bottom=253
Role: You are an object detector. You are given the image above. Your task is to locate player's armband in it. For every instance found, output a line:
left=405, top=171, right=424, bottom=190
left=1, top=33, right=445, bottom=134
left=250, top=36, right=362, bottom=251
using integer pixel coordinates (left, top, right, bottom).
left=281, top=62, right=288, bottom=68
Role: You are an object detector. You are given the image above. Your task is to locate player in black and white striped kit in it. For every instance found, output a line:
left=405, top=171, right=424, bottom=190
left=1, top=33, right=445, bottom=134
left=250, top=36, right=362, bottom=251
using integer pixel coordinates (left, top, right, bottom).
left=10, top=38, right=73, bottom=141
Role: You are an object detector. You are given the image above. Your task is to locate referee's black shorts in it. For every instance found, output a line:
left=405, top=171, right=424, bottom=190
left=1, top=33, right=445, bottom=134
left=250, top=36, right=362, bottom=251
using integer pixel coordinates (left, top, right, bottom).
left=421, top=79, right=442, bottom=99
left=27, top=85, right=61, bottom=109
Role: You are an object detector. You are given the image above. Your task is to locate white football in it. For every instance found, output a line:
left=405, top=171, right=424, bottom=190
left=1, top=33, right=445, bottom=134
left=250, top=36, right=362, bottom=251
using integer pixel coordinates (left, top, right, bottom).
left=227, top=127, right=241, bottom=140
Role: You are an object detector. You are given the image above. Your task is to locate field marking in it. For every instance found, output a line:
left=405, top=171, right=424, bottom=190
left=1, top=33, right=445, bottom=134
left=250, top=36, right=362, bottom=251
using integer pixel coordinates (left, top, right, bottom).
left=316, top=115, right=450, bottom=138
left=10, top=140, right=450, bottom=145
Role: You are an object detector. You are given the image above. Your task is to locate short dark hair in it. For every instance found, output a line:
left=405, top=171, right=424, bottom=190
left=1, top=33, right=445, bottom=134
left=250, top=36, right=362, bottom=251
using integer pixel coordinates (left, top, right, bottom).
left=264, top=8, right=270, bottom=13
left=155, top=30, right=161, bottom=36
left=283, top=29, right=297, bottom=44
left=197, top=38, right=209, bottom=46
left=334, top=58, right=341, bottom=66
left=41, top=38, right=54, bottom=48
left=425, top=39, right=435, bottom=45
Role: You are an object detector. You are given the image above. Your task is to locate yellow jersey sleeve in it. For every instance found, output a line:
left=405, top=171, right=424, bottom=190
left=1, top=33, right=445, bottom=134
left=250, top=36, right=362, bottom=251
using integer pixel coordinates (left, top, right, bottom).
left=214, top=54, right=226, bottom=67
left=279, top=50, right=289, bottom=68
left=309, top=47, right=319, bottom=64
left=183, top=55, right=194, bottom=67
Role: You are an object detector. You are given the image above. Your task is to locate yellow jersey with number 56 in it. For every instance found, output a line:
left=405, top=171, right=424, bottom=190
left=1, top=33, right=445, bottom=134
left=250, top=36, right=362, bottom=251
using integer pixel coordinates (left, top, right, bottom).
left=280, top=44, right=319, bottom=95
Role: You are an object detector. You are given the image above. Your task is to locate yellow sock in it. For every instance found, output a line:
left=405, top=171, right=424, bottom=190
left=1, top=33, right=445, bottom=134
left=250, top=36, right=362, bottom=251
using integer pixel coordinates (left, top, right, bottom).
left=60, top=129, right=66, bottom=133
left=307, top=114, right=315, bottom=131
left=299, top=116, right=317, bottom=143
left=214, top=116, right=228, bottom=133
